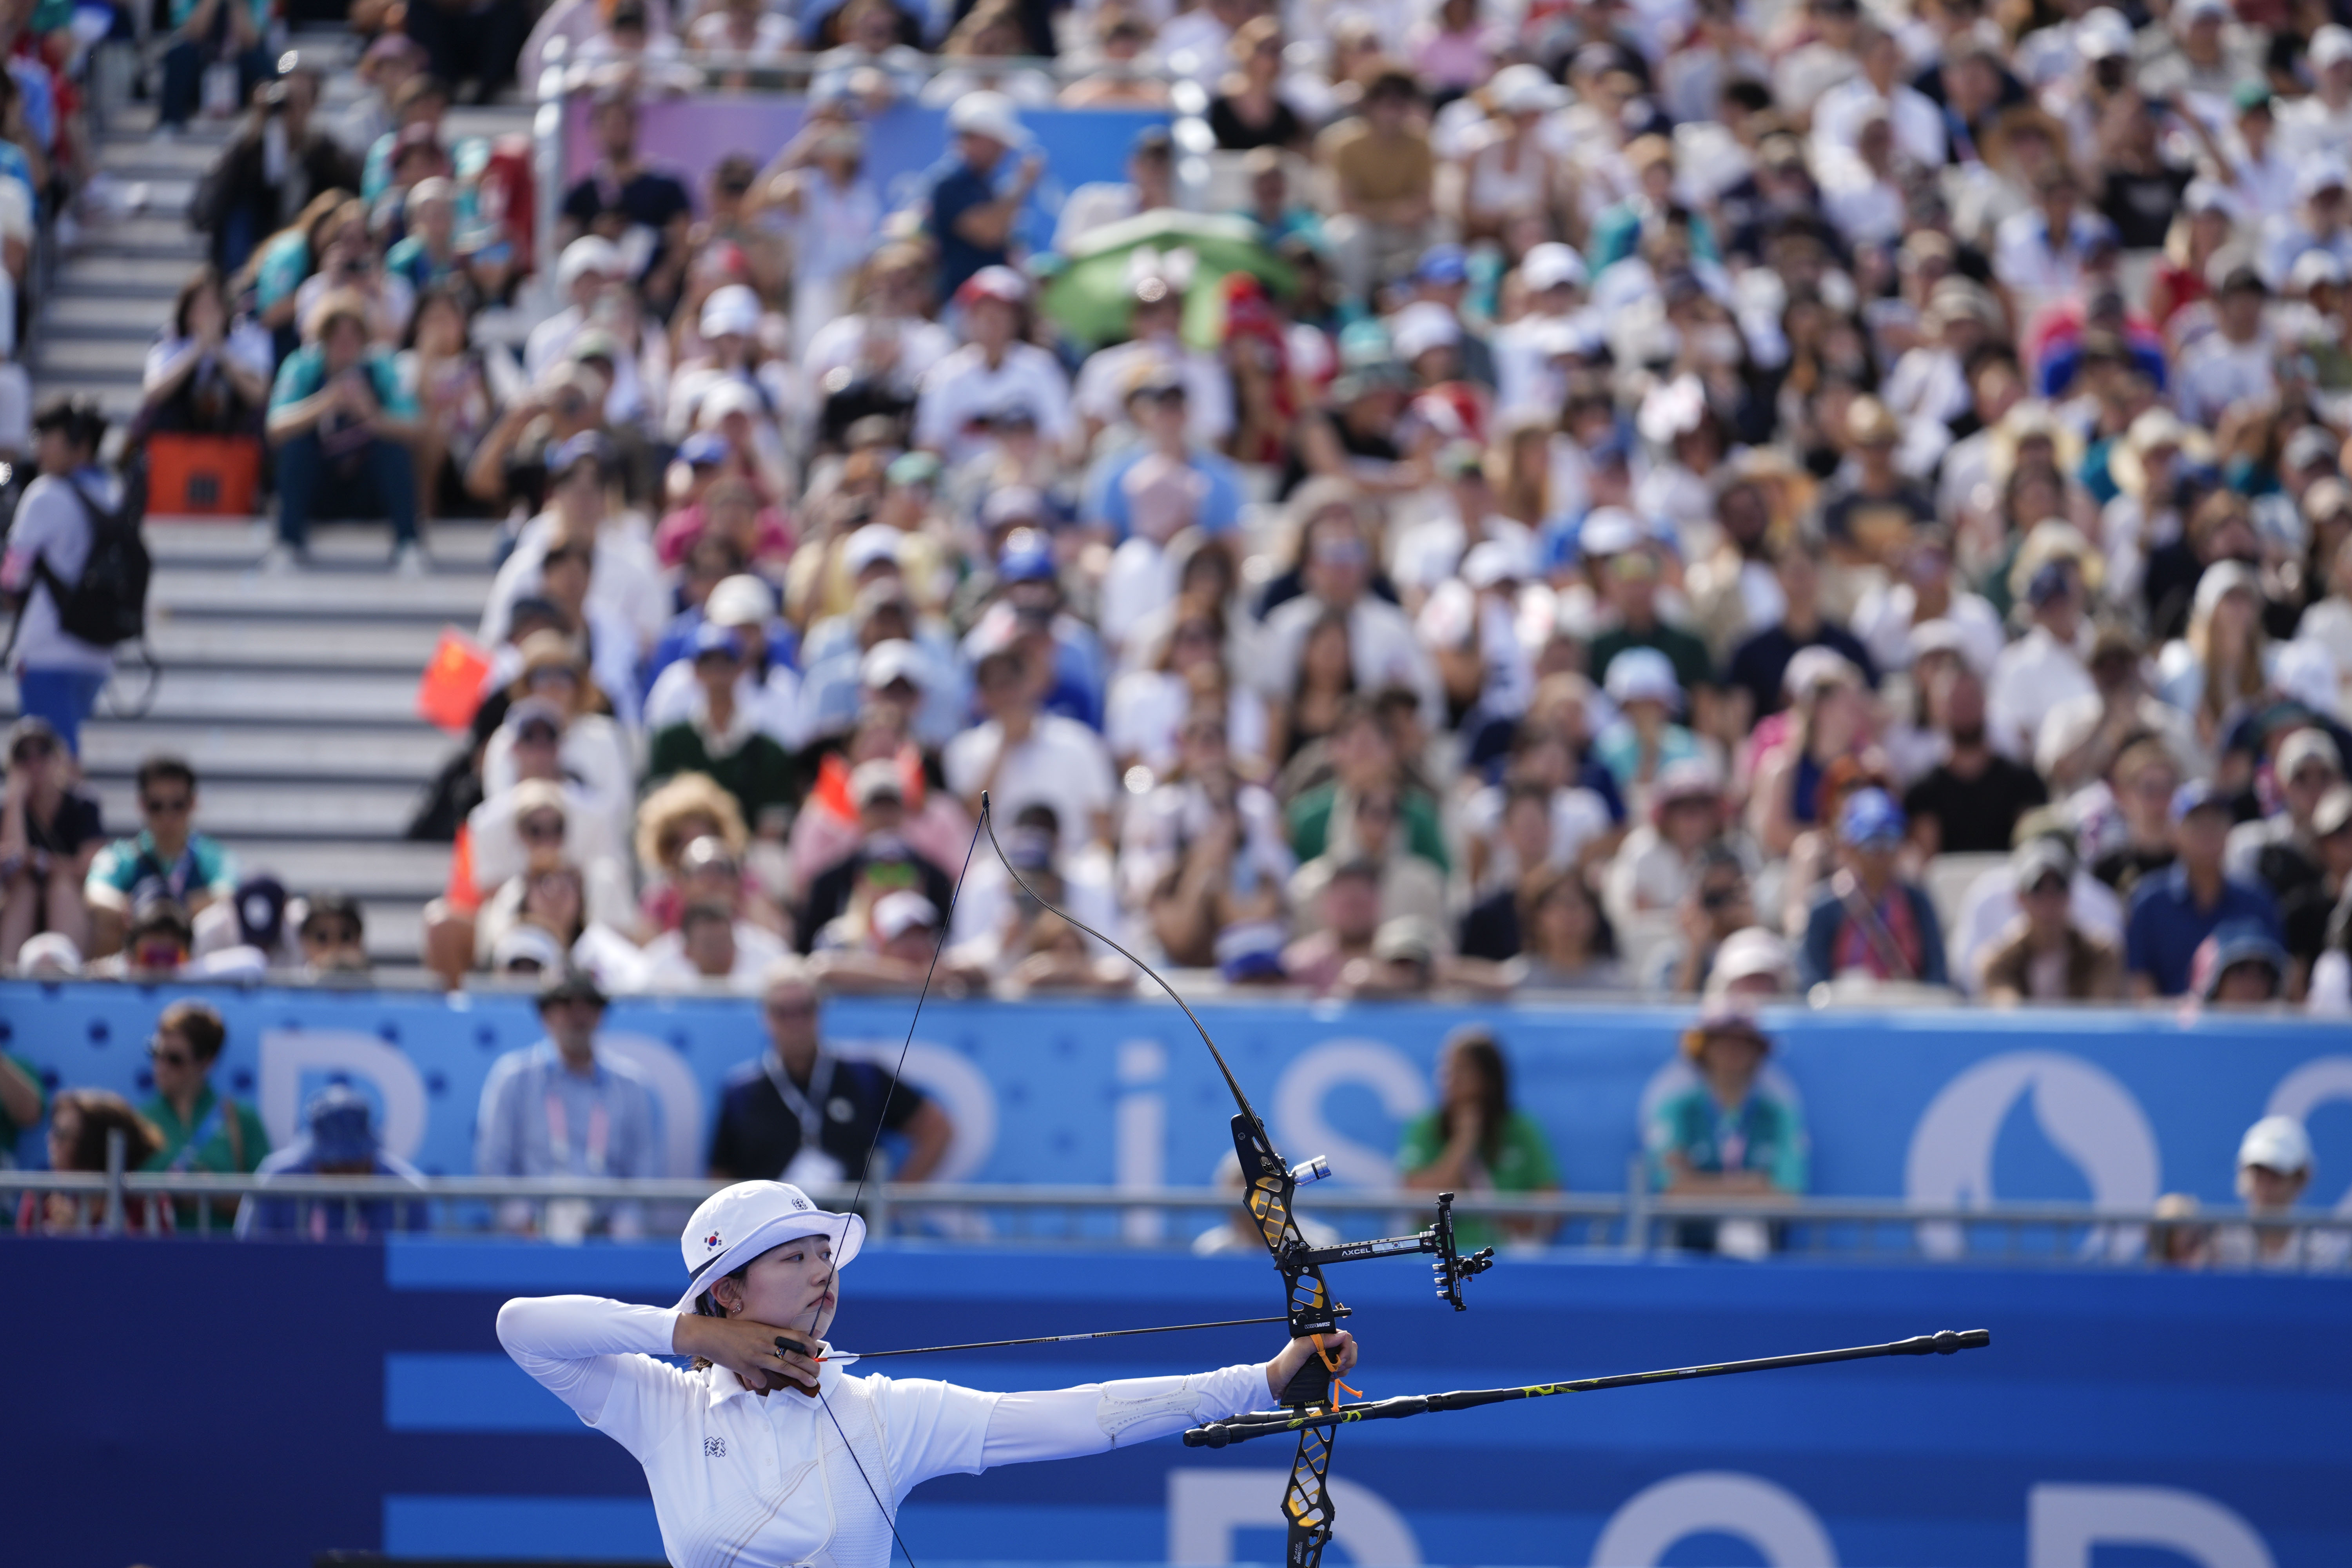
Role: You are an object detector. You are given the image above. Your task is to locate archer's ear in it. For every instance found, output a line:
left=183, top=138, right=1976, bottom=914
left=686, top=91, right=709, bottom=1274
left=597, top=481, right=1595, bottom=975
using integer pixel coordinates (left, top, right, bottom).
left=710, top=1277, right=742, bottom=1316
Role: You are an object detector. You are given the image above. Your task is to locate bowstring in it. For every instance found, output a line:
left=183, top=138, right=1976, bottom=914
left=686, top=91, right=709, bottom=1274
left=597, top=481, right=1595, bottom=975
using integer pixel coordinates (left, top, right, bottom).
left=794, top=800, right=991, bottom=1568
left=979, top=806, right=1363, bottom=1403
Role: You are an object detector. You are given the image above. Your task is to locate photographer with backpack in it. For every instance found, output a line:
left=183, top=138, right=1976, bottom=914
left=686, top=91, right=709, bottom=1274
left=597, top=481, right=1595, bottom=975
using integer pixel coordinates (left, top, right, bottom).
left=0, top=399, right=143, bottom=757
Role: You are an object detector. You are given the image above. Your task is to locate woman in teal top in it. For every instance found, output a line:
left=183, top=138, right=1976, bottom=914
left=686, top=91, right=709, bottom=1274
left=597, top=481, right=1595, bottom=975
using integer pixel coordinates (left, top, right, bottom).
left=1645, top=999, right=1808, bottom=1255
left=1399, top=1025, right=1562, bottom=1250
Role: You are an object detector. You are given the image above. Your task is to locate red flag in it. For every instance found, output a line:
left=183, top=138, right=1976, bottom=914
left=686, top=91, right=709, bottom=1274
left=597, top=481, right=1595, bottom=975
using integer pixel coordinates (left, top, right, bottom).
left=417, top=626, right=492, bottom=733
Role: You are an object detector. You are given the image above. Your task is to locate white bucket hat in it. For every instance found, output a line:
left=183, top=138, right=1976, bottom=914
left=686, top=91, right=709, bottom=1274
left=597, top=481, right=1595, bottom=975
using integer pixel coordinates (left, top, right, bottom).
left=675, top=1181, right=867, bottom=1313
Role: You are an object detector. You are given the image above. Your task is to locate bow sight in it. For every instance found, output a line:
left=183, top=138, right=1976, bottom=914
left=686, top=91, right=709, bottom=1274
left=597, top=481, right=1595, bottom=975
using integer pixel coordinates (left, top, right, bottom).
left=1273, top=1151, right=1497, bottom=1310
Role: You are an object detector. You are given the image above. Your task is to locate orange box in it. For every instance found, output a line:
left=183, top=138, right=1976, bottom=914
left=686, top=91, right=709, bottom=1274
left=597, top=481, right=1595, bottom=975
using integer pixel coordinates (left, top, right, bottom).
left=147, top=433, right=263, bottom=517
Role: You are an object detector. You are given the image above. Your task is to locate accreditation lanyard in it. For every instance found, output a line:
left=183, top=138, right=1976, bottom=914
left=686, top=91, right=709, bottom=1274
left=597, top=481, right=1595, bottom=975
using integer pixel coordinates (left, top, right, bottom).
left=544, top=1087, right=612, bottom=1176
left=1711, top=1101, right=1750, bottom=1174
left=764, top=1050, right=837, bottom=1154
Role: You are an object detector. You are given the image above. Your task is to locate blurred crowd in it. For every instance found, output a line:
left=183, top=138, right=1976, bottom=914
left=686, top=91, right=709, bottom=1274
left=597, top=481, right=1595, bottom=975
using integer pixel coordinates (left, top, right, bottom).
left=18, top=0, right=2352, bottom=1014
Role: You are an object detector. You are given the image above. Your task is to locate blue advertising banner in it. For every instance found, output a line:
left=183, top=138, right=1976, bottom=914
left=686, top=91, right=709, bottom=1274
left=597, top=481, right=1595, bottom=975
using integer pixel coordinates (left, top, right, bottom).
left=5, top=984, right=2352, bottom=1232
left=0, top=1237, right=2341, bottom=1568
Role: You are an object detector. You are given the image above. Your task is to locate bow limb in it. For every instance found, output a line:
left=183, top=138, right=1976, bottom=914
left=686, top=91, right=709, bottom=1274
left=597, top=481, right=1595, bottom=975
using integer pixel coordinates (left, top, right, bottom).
left=978, top=795, right=1348, bottom=1568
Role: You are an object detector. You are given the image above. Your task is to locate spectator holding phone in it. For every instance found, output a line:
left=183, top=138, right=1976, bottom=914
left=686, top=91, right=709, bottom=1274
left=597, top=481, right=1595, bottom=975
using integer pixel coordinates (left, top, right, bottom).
left=265, top=291, right=425, bottom=573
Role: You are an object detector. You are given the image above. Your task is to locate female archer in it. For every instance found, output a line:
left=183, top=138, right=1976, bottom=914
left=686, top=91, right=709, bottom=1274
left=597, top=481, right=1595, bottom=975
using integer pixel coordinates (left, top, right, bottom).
left=497, top=1179, right=1357, bottom=1568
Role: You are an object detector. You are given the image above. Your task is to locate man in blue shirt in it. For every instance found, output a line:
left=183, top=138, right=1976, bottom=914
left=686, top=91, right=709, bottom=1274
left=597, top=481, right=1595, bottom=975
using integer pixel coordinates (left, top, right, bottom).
left=265, top=291, right=424, bottom=571
left=475, top=968, right=662, bottom=1238
left=2127, top=781, right=2284, bottom=998
left=925, top=91, right=1042, bottom=305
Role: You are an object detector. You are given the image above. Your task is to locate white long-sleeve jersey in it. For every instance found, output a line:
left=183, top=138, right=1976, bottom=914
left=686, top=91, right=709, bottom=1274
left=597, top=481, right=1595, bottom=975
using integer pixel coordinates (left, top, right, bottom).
left=495, top=1294, right=1271, bottom=1568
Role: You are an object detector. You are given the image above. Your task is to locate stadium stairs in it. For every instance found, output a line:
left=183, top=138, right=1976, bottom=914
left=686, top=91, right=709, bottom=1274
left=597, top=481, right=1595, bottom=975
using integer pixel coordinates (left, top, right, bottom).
left=7, top=44, right=538, bottom=971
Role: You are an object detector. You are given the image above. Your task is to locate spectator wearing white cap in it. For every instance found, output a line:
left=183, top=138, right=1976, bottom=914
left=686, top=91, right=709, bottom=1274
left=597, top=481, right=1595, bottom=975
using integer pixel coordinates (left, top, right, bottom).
left=495, top=1179, right=1348, bottom=1568
left=2212, top=1116, right=2350, bottom=1269
left=2259, top=153, right=2352, bottom=297
left=926, top=93, right=1044, bottom=305
left=644, top=574, right=805, bottom=752
left=1390, top=443, right=1537, bottom=612
left=1976, top=838, right=2125, bottom=1002
left=1593, top=648, right=1714, bottom=818
left=2278, top=25, right=2352, bottom=162
left=1490, top=243, right=1591, bottom=415
left=1603, top=756, right=1738, bottom=932
left=525, top=236, right=626, bottom=383
left=1074, top=269, right=1237, bottom=456
left=1702, top=925, right=1796, bottom=1000
left=666, top=284, right=770, bottom=441
left=2227, top=727, right=2343, bottom=896
left=913, top=268, right=1074, bottom=465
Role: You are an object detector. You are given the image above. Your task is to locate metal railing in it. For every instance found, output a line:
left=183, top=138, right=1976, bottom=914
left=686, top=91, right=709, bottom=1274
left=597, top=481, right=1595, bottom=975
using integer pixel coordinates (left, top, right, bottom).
left=5, top=1156, right=2346, bottom=1273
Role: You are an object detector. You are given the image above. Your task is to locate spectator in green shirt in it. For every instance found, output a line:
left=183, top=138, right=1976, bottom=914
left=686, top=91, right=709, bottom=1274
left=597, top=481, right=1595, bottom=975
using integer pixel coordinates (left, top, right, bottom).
left=1287, top=699, right=1450, bottom=871
left=645, top=625, right=797, bottom=837
left=1398, top=1025, right=1561, bottom=1251
left=139, top=999, right=270, bottom=1234
left=1585, top=524, right=1717, bottom=705
left=0, top=1050, right=45, bottom=1166
left=1645, top=998, right=1808, bottom=1256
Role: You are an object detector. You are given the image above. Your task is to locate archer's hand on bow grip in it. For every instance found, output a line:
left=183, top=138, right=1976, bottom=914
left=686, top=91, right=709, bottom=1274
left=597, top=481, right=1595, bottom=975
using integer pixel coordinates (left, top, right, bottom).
left=1267, top=1330, right=1357, bottom=1400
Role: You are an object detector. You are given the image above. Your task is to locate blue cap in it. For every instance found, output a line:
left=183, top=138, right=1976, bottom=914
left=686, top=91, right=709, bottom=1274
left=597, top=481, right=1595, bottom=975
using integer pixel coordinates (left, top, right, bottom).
left=2025, top=560, right=2075, bottom=607
left=1838, top=787, right=1907, bottom=847
left=998, top=528, right=1056, bottom=583
left=678, top=431, right=731, bottom=468
left=234, top=875, right=288, bottom=950
left=691, top=621, right=744, bottom=660
left=303, top=1084, right=378, bottom=1166
left=1586, top=424, right=1632, bottom=466
left=1414, top=244, right=1469, bottom=285
left=2171, top=778, right=2229, bottom=823
left=2202, top=920, right=2287, bottom=999
left=1215, top=920, right=1289, bottom=983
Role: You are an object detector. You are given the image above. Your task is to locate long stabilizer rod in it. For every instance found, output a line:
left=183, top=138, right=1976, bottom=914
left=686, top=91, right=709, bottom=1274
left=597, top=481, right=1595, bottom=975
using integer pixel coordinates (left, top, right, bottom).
left=1184, top=1328, right=1991, bottom=1448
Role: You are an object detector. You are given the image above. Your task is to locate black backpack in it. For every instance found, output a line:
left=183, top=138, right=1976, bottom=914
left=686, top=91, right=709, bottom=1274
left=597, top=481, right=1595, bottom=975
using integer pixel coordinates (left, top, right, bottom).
left=32, top=464, right=152, bottom=650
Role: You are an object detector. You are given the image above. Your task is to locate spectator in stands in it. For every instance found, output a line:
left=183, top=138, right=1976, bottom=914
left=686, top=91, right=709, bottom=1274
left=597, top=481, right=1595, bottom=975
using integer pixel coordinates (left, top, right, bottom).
left=2227, top=729, right=2341, bottom=904
left=1398, top=1025, right=1559, bottom=1250
left=645, top=626, right=799, bottom=836
left=404, top=0, right=531, bottom=103
left=1748, top=653, right=1870, bottom=859
left=1319, top=67, right=1437, bottom=303
left=138, top=265, right=273, bottom=443
left=1127, top=712, right=1291, bottom=969
left=558, top=87, right=695, bottom=319
left=192, top=71, right=360, bottom=277
left=1281, top=857, right=1383, bottom=993
left=238, top=1084, right=429, bottom=1239
left=1978, top=840, right=2126, bottom=1003
left=1902, top=662, right=2050, bottom=855
left=0, top=717, right=100, bottom=966
left=944, top=644, right=1115, bottom=856
left=2036, top=623, right=2201, bottom=796
left=1507, top=866, right=1622, bottom=991
left=1646, top=999, right=1808, bottom=1256
left=158, top=0, right=276, bottom=137
left=1798, top=788, right=1950, bottom=992
left=139, top=1000, right=269, bottom=1234
left=710, top=957, right=954, bottom=1183
left=18, top=1091, right=166, bottom=1234
left=924, top=93, right=1043, bottom=304
left=0, top=1040, right=40, bottom=1176
left=2215, top=1116, right=2348, bottom=1269
left=1989, top=554, right=2098, bottom=764
left=1724, top=544, right=1877, bottom=722
left=476, top=968, right=662, bottom=1238
left=2127, top=781, right=2285, bottom=998
left=85, top=755, right=235, bottom=962
left=296, top=892, right=372, bottom=977
left=1704, top=927, right=1799, bottom=1000
left=1, top=399, right=119, bottom=755
left=1650, top=845, right=1760, bottom=995
left=266, top=291, right=425, bottom=572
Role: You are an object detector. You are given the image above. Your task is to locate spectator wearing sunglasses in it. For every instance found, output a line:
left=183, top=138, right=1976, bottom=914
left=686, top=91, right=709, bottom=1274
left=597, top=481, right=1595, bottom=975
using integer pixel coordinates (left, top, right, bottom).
left=88, top=895, right=198, bottom=980
left=1, top=717, right=103, bottom=967
left=85, top=754, right=236, bottom=962
left=297, top=891, right=372, bottom=976
left=137, top=999, right=270, bottom=1234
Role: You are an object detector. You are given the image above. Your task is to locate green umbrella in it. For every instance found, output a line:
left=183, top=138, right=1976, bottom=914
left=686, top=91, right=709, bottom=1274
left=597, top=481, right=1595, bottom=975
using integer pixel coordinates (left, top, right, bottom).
left=1040, top=210, right=1297, bottom=351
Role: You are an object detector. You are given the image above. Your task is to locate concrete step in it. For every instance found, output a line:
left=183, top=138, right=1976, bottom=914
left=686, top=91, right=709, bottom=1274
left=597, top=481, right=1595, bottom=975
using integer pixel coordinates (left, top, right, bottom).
left=98, top=138, right=230, bottom=180
left=71, top=214, right=207, bottom=261
left=27, top=336, right=151, bottom=384
left=150, top=565, right=501, bottom=622
left=52, top=254, right=208, bottom=297
left=26, top=385, right=146, bottom=424
left=89, top=778, right=425, bottom=840
left=75, top=721, right=454, bottom=784
left=212, top=838, right=453, bottom=899
left=146, top=518, right=504, bottom=572
left=144, top=617, right=449, bottom=673
left=54, top=668, right=430, bottom=728
left=43, top=292, right=176, bottom=341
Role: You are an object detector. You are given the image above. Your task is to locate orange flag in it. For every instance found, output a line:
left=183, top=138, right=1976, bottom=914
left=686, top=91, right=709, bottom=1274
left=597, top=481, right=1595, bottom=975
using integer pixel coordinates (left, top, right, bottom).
left=417, top=626, right=493, bottom=733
